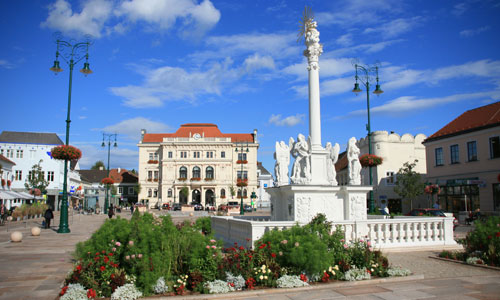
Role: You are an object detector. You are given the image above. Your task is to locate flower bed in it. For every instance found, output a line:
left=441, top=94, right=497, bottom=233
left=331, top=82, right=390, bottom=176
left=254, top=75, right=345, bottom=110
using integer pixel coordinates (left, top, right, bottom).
left=359, top=154, right=383, bottom=167
left=51, top=145, right=82, bottom=161
left=61, top=214, right=409, bottom=299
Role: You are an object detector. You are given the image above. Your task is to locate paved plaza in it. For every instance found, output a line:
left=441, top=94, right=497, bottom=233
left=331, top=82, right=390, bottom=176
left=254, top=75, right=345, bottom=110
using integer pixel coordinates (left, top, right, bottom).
left=0, top=212, right=498, bottom=300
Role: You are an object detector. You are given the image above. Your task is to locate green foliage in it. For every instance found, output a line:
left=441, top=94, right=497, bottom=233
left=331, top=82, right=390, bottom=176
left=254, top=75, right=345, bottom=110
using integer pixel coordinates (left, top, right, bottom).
left=133, top=183, right=141, bottom=196
left=462, top=216, right=500, bottom=266
left=91, top=161, right=105, bottom=170
left=393, top=160, right=425, bottom=210
left=180, top=186, right=189, bottom=198
left=24, top=159, right=49, bottom=195
left=194, top=217, right=212, bottom=235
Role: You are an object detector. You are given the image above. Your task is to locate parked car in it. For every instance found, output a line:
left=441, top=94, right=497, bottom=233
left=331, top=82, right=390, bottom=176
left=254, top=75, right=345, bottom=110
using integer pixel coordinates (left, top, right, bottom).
left=190, top=202, right=203, bottom=211
left=171, top=203, right=181, bottom=211
left=218, top=201, right=240, bottom=211
left=405, top=208, right=459, bottom=229
left=205, top=205, right=216, bottom=211
left=244, top=204, right=253, bottom=212
left=162, top=203, right=170, bottom=210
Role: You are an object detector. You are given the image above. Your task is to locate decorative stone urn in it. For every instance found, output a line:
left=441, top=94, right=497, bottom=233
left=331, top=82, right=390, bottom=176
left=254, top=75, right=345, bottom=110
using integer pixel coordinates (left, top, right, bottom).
left=10, top=231, right=23, bottom=242
left=31, top=227, right=41, bottom=236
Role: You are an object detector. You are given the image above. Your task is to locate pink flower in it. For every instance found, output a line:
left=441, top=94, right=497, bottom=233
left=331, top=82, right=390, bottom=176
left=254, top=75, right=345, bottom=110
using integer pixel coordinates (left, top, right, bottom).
left=115, top=242, right=121, bottom=247
left=369, top=247, right=373, bottom=252
left=206, top=245, right=210, bottom=249
left=112, top=247, right=116, bottom=252
left=367, top=241, right=371, bottom=247
left=343, top=244, right=348, bottom=249
left=211, top=245, right=216, bottom=249
left=138, top=254, right=142, bottom=258
left=340, top=239, right=345, bottom=243
left=359, top=239, right=364, bottom=243
left=294, top=242, right=300, bottom=247
left=125, top=255, right=130, bottom=260
left=281, top=240, right=288, bottom=244
left=111, top=239, right=114, bottom=242
left=131, top=254, right=136, bottom=259
left=129, top=241, right=134, bottom=246
left=279, top=251, right=283, bottom=256
left=210, top=239, right=216, bottom=243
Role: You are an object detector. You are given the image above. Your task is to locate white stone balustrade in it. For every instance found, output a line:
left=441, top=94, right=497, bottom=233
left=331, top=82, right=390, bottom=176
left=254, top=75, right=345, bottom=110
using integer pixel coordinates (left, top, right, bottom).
left=212, top=216, right=456, bottom=249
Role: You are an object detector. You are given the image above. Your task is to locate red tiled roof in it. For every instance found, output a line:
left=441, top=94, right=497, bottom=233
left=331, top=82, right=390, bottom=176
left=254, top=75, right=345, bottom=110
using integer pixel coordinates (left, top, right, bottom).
left=335, top=152, right=347, bottom=171
left=0, top=154, right=15, bottom=165
left=109, top=168, right=138, bottom=184
left=425, top=101, right=500, bottom=143
left=142, top=123, right=255, bottom=143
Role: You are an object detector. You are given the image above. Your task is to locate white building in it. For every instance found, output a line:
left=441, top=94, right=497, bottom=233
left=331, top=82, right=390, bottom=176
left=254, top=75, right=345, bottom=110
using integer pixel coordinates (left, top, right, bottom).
left=0, top=131, right=82, bottom=210
left=257, top=162, right=272, bottom=208
left=336, top=131, right=427, bottom=213
left=137, top=123, right=259, bottom=209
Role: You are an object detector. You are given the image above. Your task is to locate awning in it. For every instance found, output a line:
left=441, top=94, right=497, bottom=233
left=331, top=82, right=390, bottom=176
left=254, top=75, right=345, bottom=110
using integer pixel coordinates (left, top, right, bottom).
left=6, top=191, right=31, bottom=199
left=0, top=191, right=15, bottom=200
left=18, top=191, right=43, bottom=200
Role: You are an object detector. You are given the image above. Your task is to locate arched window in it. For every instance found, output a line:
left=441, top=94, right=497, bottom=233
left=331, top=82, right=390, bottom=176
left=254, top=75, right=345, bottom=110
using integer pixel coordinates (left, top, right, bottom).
left=237, top=189, right=242, bottom=197
left=206, top=166, right=214, bottom=179
left=153, top=189, right=158, bottom=197
left=192, top=166, right=201, bottom=178
left=179, top=166, right=187, bottom=179
left=243, top=189, right=247, bottom=197
left=168, top=189, right=172, bottom=197
left=148, top=188, right=152, bottom=197
left=220, top=189, right=226, bottom=198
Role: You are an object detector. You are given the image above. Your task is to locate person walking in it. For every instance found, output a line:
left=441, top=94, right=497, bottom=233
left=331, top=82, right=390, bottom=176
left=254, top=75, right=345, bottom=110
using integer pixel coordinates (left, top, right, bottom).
left=0, top=204, right=6, bottom=225
left=130, top=204, right=134, bottom=214
left=108, top=204, right=114, bottom=219
left=44, top=206, right=54, bottom=229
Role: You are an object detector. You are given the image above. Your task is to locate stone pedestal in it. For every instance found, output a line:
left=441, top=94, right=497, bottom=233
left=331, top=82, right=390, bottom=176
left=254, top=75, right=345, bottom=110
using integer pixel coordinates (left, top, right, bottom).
left=268, top=185, right=372, bottom=223
left=309, top=149, right=331, bottom=185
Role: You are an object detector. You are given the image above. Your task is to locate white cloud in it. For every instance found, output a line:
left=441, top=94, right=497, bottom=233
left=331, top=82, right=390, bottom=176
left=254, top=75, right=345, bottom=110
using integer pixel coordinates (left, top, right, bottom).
left=336, top=33, right=353, bottom=47
left=99, top=117, right=171, bottom=141
left=283, top=58, right=354, bottom=80
left=364, top=17, right=423, bottom=38
left=460, top=26, right=490, bottom=37
left=41, top=0, right=113, bottom=38
left=0, top=59, right=14, bottom=69
left=321, top=77, right=355, bottom=96
left=75, top=143, right=138, bottom=170
left=452, top=2, right=468, bottom=16
left=243, top=54, right=275, bottom=73
left=268, top=114, right=305, bottom=127
left=329, top=40, right=404, bottom=57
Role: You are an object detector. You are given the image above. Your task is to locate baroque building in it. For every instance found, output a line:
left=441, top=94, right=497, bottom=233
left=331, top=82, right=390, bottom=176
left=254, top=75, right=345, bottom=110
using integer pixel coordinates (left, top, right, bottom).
left=137, top=124, right=259, bottom=209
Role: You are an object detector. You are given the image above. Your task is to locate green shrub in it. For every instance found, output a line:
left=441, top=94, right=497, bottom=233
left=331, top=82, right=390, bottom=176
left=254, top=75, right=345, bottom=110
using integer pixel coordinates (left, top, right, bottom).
left=462, top=216, right=500, bottom=266
left=194, top=217, right=212, bottom=235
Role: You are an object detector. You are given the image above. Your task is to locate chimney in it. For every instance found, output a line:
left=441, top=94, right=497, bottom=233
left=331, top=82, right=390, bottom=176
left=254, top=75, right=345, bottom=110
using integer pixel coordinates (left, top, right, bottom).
left=140, top=129, right=146, bottom=141
left=253, top=129, right=258, bottom=143
left=99, top=166, right=104, bottom=170
left=118, top=167, right=121, bottom=173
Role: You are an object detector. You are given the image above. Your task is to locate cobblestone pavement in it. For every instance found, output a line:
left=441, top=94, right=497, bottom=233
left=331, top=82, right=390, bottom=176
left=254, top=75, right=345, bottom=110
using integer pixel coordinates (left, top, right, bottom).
left=0, top=213, right=498, bottom=300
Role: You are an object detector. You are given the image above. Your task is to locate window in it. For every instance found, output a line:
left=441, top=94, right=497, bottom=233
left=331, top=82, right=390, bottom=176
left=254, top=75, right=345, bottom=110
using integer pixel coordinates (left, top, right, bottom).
left=153, top=189, right=158, bottom=197
left=154, top=170, right=159, bottom=180
left=148, top=170, right=153, bottom=180
left=128, top=187, right=134, bottom=194
left=435, top=148, right=444, bottom=166
left=243, top=189, right=247, bottom=197
left=192, top=166, right=201, bottom=178
left=179, top=167, right=187, bottom=179
left=467, top=141, right=477, bottom=161
left=180, top=151, right=187, bottom=158
left=0, top=149, right=3, bottom=155
left=220, top=189, right=226, bottom=198
left=206, top=151, right=213, bottom=158
left=47, top=171, right=54, bottom=182
left=16, top=150, right=23, bottom=158
left=490, top=136, right=500, bottom=159
left=168, top=189, right=172, bottom=197
left=154, top=152, right=159, bottom=160
left=40, top=171, right=45, bottom=181
left=30, top=150, right=35, bottom=158
left=238, top=153, right=247, bottom=161
left=28, top=171, right=33, bottom=180
left=168, top=151, right=173, bottom=158
left=206, top=166, right=214, bottom=179
left=386, top=171, right=395, bottom=185
left=221, top=151, right=225, bottom=158
left=193, top=151, right=200, bottom=158
left=6, top=149, right=13, bottom=158
left=450, top=144, right=459, bottom=164
left=148, top=188, right=152, bottom=197
left=237, top=171, right=248, bottom=179
left=118, top=187, right=123, bottom=194
left=149, top=153, right=154, bottom=160
left=15, top=170, right=22, bottom=181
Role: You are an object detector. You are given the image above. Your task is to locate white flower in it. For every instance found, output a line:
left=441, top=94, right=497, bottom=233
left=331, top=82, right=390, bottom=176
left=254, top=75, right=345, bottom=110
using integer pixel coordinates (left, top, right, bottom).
left=111, top=284, right=142, bottom=300
left=259, top=275, right=263, bottom=280
left=264, top=276, right=268, bottom=280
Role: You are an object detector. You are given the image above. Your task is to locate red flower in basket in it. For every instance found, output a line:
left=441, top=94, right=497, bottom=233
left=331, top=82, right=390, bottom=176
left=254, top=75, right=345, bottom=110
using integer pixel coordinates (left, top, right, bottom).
left=51, top=145, right=82, bottom=161
left=1, top=179, right=5, bottom=186
left=7, top=180, right=11, bottom=187
left=424, top=184, right=440, bottom=195
left=101, top=177, right=114, bottom=185
left=29, top=188, right=41, bottom=196
left=359, top=154, right=383, bottom=167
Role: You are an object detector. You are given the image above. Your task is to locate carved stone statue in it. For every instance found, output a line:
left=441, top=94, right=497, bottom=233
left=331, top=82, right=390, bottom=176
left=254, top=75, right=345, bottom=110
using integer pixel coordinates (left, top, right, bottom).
left=290, top=134, right=311, bottom=184
left=325, top=142, right=340, bottom=185
left=274, top=141, right=290, bottom=186
left=347, top=137, right=361, bottom=185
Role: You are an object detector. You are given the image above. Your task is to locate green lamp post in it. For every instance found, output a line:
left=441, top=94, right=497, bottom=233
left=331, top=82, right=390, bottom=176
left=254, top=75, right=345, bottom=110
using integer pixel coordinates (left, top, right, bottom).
left=235, top=143, right=249, bottom=215
left=50, top=33, right=93, bottom=233
left=102, top=133, right=117, bottom=214
left=352, top=62, right=384, bottom=213
left=250, top=191, right=257, bottom=211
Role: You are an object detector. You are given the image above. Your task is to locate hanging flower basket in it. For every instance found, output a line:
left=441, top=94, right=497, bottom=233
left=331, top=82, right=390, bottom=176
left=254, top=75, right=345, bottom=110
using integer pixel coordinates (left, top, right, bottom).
left=1, top=179, right=5, bottom=186
left=424, top=184, right=440, bottom=195
left=7, top=180, right=11, bottom=187
left=29, top=188, right=41, bottom=196
left=51, top=145, right=82, bottom=161
left=101, top=177, right=114, bottom=185
left=359, top=154, right=383, bottom=167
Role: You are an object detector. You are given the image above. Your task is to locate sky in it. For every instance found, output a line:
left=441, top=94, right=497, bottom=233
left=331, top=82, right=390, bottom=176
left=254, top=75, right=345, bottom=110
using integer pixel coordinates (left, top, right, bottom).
left=1, top=0, right=499, bottom=174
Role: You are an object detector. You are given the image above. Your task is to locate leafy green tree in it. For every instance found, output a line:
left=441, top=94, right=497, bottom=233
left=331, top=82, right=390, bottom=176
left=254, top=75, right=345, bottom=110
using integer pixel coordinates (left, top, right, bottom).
left=133, top=182, right=141, bottom=195
left=180, top=186, right=189, bottom=198
left=393, top=160, right=425, bottom=210
left=24, top=160, right=49, bottom=201
left=91, top=160, right=105, bottom=170
left=229, top=186, right=236, bottom=199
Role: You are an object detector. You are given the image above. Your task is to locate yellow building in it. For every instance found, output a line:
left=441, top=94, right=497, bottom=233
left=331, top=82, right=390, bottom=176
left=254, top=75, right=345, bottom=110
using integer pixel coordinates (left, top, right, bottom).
left=137, top=123, right=259, bottom=209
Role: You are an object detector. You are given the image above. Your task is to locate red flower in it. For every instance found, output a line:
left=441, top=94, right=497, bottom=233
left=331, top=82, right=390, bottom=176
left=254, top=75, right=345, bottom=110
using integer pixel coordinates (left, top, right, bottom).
left=321, top=272, right=330, bottom=282
left=496, top=232, right=500, bottom=238
left=108, top=253, right=114, bottom=256
left=111, top=274, right=115, bottom=279
left=259, top=243, right=266, bottom=249
left=271, top=253, right=276, bottom=258
left=300, top=274, right=308, bottom=282
left=87, top=288, right=96, bottom=299
left=104, top=256, right=109, bottom=263
left=51, top=145, right=82, bottom=161
left=245, top=277, right=256, bottom=289
left=100, top=266, right=106, bottom=271
left=239, top=246, right=245, bottom=250
left=76, top=265, right=82, bottom=271
left=60, top=286, right=68, bottom=296
left=229, top=282, right=235, bottom=287
left=101, top=177, right=114, bottom=185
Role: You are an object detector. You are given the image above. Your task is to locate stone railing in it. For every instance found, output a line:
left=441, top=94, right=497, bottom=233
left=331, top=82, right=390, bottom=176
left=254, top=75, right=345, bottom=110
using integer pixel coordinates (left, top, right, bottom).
left=212, top=216, right=456, bottom=249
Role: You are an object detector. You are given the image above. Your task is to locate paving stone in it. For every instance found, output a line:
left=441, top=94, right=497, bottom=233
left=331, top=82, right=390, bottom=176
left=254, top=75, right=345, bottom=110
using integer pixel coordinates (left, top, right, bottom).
left=335, top=286, right=391, bottom=296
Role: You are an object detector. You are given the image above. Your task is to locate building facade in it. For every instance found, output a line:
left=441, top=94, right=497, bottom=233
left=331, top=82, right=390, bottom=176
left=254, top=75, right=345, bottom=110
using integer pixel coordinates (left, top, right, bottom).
left=336, top=131, right=428, bottom=213
left=257, top=162, right=273, bottom=208
left=423, top=101, right=500, bottom=215
left=137, top=123, right=259, bottom=209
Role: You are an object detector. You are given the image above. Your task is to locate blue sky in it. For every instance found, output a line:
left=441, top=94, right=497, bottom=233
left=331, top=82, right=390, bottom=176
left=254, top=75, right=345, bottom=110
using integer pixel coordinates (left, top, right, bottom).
left=1, top=0, right=499, bottom=173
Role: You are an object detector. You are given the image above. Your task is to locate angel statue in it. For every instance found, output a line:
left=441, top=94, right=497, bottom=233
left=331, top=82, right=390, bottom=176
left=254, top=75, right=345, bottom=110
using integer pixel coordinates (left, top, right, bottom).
left=325, top=142, right=340, bottom=185
left=290, top=134, right=311, bottom=184
left=274, top=141, right=290, bottom=186
left=347, top=137, right=361, bottom=185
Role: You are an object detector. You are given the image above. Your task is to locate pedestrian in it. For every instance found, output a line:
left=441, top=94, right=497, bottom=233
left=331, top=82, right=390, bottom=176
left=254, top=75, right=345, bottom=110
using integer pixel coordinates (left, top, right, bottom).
left=44, top=206, right=54, bottom=229
left=131, top=204, right=134, bottom=214
left=383, top=206, right=390, bottom=215
left=108, top=204, right=114, bottom=219
left=433, top=201, right=440, bottom=209
left=0, top=204, right=6, bottom=225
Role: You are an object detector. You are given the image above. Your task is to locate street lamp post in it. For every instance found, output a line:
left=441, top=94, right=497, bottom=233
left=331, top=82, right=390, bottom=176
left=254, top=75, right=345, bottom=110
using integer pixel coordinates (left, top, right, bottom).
left=50, top=34, right=93, bottom=234
left=352, top=63, right=384, bottom=213
left=235, top=143, right=249, bottom=215
left=102, top=133, right=117, bottom=214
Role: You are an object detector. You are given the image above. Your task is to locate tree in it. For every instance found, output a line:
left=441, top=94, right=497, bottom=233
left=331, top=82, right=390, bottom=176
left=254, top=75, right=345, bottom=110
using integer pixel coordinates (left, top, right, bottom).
left=180, top=186, right=189, bottom=204
left=230, top=186, right=236, bottom=199
left=130, top=169, right=137, bottom=175
left=24, top=160, right=49, bottom=202
left=133, top=183, right=141, bottom=195
left=393, top=160, right=425, bottom=210
left=91, top=161, right=105, bottom=170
